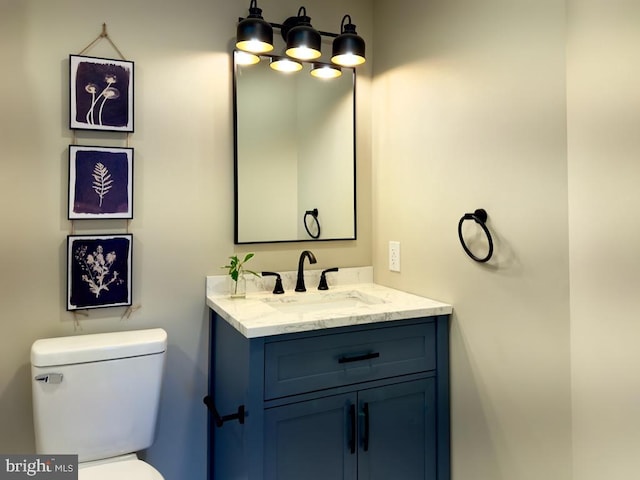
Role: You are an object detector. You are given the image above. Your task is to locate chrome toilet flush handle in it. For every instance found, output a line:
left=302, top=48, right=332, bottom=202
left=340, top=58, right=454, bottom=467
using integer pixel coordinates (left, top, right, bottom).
left=34, top=373, right=64, bottom=384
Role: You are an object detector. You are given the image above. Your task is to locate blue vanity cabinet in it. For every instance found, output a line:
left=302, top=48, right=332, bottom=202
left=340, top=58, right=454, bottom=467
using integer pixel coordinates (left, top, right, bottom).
left=208, top=313, right=450, bottom=480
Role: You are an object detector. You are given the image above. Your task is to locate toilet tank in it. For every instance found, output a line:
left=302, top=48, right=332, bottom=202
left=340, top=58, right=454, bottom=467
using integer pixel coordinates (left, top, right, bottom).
left=31, top=329, right=167, bottom=462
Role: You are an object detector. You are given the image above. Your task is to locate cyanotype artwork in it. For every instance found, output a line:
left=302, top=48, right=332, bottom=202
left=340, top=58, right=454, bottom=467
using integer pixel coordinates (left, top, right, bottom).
left=68, top=145, right=133, bottom=219
left=70, top=55, right=134, bottom=131
left=67, top=235, right=132, bottom=310
left=75, top=61, right=129, bottom=127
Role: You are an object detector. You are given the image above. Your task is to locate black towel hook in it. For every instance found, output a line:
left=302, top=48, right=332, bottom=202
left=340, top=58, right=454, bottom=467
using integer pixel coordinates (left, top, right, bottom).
left=458, top=208, right=494, bottom=263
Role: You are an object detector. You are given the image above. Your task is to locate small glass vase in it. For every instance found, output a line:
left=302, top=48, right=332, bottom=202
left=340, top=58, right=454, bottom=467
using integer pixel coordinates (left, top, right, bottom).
left=229, top=275, right=246, bottom=299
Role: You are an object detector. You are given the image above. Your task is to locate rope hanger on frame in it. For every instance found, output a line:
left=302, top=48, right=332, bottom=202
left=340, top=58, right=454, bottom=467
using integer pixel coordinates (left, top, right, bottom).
left=78, top=23, right=127, bottom=60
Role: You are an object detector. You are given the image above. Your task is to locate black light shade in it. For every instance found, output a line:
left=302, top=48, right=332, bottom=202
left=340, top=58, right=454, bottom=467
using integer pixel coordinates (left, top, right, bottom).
left=236, top=0, right=274, bottom=54
left=331, top=15, right=366, bottom=67
left=285, top=7, right=322, bottom=61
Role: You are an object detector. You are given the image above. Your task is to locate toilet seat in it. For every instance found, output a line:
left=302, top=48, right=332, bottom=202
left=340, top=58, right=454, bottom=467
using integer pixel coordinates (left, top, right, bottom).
left=79, top=454, right=164, bottom=480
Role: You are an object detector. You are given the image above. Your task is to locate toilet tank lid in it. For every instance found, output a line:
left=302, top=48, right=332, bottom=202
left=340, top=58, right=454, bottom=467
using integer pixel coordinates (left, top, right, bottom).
left=31, top=328, right=167, bottom=367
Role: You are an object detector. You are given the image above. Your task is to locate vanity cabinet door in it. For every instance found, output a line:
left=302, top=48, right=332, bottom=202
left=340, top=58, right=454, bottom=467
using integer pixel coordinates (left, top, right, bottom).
left=264, top=393, right=358, bottom=480
left=263, top=378, right=436, bottom=480
left=358, top=378, right=437, bottom=480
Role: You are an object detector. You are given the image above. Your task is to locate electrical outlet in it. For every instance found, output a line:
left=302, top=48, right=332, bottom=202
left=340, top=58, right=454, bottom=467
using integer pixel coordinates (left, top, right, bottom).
left=389, top=241, right=401, bottom=272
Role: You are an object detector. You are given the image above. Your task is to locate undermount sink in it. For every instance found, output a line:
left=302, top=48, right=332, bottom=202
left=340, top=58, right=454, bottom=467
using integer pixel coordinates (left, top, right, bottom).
left=261, top=290, right=387, bottom=314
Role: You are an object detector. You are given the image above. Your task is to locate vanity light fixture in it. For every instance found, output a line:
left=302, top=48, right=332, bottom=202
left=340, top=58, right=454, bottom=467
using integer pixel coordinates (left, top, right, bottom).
left=236, top=0, right=274, bottom=54
left=269, top=56, right=303, bottom=73
left=234, top=6, right=366, bottom=77
left=284, top=7, right=322, bottom=61
left=310, top=63, right=342, bottom=79
left=331, top=15, right=366, bottom=67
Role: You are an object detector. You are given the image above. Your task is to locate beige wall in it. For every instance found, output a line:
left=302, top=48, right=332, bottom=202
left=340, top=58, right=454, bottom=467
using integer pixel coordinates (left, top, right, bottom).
left=568, top=1, right=640, bottom=478
left=0, top=1, right=371, bottom=479
left=371, top=0, right=572, bottom=479
left=3, top=1, right=640, bottom=479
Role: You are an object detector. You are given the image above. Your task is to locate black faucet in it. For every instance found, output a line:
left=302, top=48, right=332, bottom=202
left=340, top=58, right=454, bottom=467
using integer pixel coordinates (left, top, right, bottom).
left=295, top=250, right=317, bottom=292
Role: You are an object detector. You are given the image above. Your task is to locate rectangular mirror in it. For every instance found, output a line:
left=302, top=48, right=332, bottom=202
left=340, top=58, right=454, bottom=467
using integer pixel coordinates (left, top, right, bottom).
left=233, top=52, right=357, bottom=244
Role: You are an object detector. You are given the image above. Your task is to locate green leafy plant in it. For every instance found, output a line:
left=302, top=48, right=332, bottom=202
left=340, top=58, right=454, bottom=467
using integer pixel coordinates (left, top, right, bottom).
left=222, top=253, right=260, bottom=295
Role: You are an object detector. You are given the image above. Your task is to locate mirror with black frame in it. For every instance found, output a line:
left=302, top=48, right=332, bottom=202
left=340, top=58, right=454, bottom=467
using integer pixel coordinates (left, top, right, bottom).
left=233, top=51, right=356, bottom=244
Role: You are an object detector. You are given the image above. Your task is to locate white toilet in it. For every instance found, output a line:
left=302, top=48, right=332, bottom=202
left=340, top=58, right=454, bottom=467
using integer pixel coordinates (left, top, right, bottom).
left=31, top=328, right=167, bottom=480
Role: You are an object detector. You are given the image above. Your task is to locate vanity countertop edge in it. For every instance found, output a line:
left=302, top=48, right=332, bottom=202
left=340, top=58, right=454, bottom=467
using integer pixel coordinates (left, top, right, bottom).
left=206, top=267, right=453, bottom=339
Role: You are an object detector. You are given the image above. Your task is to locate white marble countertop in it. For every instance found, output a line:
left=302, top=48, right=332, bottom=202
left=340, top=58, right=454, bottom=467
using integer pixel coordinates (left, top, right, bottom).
left=206, top=267, right=452, bottom=338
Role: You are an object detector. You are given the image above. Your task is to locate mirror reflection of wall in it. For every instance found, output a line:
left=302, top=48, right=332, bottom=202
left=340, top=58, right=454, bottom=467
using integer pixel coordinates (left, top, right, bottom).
left=234, top=54, right=356, bottom=244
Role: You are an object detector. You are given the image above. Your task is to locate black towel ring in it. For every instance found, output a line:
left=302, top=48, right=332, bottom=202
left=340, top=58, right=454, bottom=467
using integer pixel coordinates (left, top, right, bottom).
left=458, top=208, right=494, bottom=263
left=304, top=208, right=321, bottom=239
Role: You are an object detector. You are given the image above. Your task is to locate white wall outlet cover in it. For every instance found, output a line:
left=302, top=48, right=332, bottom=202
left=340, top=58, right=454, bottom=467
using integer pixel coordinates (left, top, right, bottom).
left=389, top=241, right=401, bottom=272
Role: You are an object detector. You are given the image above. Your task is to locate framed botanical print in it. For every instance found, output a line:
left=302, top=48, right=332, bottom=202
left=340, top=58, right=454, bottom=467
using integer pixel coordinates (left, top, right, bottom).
left=68, top=145, right=133, bottom=219
left=67, top=234, right=133, bottom=311
left=70, top=54, right=134, bottom=132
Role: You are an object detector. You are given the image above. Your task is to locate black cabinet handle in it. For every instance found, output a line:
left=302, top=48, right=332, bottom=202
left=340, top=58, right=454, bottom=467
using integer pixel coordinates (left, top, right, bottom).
left=203, top=396, right=245, bottom=428
left=338, top=352, right=380, bottom=364
left=363, top=402, right=370, bottom=452
left=349, top=404, right=356, bottom=454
